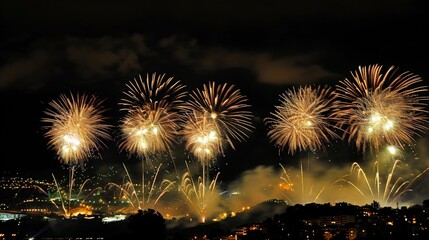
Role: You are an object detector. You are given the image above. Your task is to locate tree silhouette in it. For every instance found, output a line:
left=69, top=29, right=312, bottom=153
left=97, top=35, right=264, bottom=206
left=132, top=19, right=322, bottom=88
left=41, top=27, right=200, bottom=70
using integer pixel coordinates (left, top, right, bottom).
left=423, top=199, right=429, bottom=209
left=128, top=208, right=166, bottom=240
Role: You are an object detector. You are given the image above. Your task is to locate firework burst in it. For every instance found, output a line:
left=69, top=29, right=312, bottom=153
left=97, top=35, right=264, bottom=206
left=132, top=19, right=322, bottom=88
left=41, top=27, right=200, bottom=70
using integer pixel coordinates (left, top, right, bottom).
left=333, top=64, right=429, bottom=153
left=118, top=73, right=187, bottom=157
left=181, top=111, right=222, bottom=163
left=183, top=81, right=254, bottom=162
left=41, top=92, right=111, bottom=165
left=265, top=85, right=339, bottom=155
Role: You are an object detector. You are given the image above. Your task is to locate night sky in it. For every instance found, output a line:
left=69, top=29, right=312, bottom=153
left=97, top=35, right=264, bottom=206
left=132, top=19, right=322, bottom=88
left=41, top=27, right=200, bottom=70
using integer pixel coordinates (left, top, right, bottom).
left=1, top=0, right=429, bottom=184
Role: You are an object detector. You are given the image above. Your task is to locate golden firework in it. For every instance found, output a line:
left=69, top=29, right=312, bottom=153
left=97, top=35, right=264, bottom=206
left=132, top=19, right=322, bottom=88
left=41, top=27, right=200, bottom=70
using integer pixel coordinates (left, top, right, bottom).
left=183, top=81, right=254, bottom=161
left=333, top=64, right=429, bottom=153
left=41, top=92, right=111, bottom=165
left=265, top=85, right=339, bottom=155
left=181, top=111, right=222, bottom=163
left=118, top=73, right=187, bottom=156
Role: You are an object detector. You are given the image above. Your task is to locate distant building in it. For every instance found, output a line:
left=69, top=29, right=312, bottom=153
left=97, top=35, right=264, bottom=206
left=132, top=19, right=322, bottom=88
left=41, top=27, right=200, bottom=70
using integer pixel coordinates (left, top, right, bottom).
left=0, top=211, right=26, bottom=221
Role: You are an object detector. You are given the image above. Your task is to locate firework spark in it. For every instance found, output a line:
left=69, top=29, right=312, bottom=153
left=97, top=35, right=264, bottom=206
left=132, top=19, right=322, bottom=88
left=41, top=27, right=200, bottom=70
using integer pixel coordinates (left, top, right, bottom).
left=183, top=81, right=254, bottom=162
left=41, top=92, right=112, bottom=165
left=106, top=163, right=175, bottom=213
left=279, top=163, right=326, bottom=205
left=178, top=163, right=221, bottom=223
left=335, top=160, right=429, bottom=206
left=181, top=111, right=222, bottom=163
left=333, top=64, right=429, bottom=153
left=265, top=85, right=339, bottom=155
left=118, top=73, right=187, bottom=157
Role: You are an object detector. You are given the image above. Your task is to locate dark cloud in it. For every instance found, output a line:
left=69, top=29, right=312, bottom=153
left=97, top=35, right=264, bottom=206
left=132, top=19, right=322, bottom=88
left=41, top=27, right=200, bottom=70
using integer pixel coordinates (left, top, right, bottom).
left=157, top=35, right=339, bottom=85
left=0, top=32, right=341, bottom=93
left=0, top=34, right=153, bottom=92
left=1, top=0, right=427, bottom=92
left=0, top=50, right=51, bottom=90
left=66, top=36, right=143, bottom=77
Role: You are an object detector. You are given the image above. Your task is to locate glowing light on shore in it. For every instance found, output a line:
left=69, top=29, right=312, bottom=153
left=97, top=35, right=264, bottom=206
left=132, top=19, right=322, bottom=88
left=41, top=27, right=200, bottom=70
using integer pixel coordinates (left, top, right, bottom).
left=333, top=64, right=429, bottom=153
